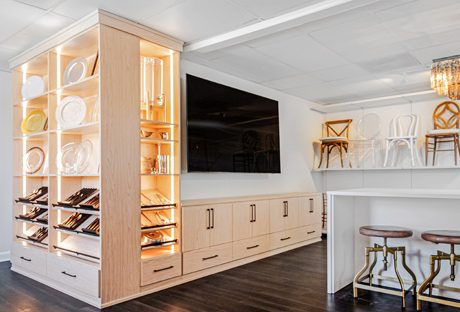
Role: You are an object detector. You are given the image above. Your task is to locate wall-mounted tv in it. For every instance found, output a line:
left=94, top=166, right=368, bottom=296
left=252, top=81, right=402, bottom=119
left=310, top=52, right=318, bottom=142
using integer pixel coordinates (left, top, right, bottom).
left=186, top=74, right=281, bottom=173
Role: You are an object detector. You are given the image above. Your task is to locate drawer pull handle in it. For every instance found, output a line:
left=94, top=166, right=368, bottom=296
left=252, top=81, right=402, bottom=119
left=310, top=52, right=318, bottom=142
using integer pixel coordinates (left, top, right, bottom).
left=307, top=231, right=316, bottom=234
left=153, top=265, right=174, bottom=273
left=280, top=236, right=291, bottom=241
left=309, top=198, right=314, bottom=213
left=246, top=244, right=259, bottom=250
left=61, top=271, right=77, bottom=278
left=202, top=255, right=218, bottom=261
left=20, top=256, right=31, bottom=262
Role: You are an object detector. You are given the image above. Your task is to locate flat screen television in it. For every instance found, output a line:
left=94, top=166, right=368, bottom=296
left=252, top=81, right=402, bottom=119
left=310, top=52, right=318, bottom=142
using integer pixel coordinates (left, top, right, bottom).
left=186, top=74, right=281, bottom=173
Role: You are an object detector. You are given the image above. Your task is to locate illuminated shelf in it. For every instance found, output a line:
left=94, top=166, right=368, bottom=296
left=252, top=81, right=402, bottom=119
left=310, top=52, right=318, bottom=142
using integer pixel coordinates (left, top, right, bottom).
left=141, top=240, right=177, bottom=251
left=140, top=119, right=178, bottom=130
left=54, top=227, right=100, bottom=240
left=50, top=122, right=99, bottom=135
left=14, top=131, right=48, bottom=140
left=141, top=223, right=176, bottom=233
left=52, top=206, right=100, bottom=215
left=140, top=137, right=178, bottom=144
left=14, top=218, right=48, bottom=227
left=141, top=173, right=179, bottom=176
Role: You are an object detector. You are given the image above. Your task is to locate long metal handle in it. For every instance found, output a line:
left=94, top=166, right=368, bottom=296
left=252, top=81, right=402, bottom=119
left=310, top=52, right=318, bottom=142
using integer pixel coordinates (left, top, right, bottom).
left=307, top=231, right=316, bottom=234
left=20, top=256, right=31, bottom=262
left=282, top=201, right=287, bottom=217
left=211, top=208, right=215, bottom=229
left=254, top=204, right=257, bottom=222
left=202, top=254, right=218, bottom=261
left=250, top=204, right=254, bottom=223
left=153, top=265, right=174, bottom=273
left=309, top=198, right=314, bottom=213
left=61, top=271, right=77, bottom=278
left=206, top=208, right=210, bottom=229
left=246, top=244, right=259, bottom=250
left=280, top=236, right=291, bottom=241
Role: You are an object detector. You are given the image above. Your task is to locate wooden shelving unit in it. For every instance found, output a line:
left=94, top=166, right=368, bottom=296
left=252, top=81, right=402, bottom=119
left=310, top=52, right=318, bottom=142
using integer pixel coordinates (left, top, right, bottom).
left=10, top=10, right=183, bottom=308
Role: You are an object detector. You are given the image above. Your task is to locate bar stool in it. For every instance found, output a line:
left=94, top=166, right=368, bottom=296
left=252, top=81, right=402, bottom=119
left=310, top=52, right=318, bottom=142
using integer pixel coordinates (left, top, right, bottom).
left=417, top=230, right=460, bottom=311
left=354, top=226, right=417, bottom=308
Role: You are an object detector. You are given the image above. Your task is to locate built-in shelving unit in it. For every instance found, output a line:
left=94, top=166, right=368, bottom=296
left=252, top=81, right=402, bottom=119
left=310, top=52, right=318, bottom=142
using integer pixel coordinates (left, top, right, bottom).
left=10, top=10, right=183, bottom=308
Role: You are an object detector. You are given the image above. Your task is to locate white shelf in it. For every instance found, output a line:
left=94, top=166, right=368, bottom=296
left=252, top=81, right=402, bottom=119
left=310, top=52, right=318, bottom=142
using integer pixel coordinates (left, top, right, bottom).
left=313, top=165, right=460, bottom=172
left=327, top=188, right=460, bottom=199
left=52, top=206, right=99, bottom=215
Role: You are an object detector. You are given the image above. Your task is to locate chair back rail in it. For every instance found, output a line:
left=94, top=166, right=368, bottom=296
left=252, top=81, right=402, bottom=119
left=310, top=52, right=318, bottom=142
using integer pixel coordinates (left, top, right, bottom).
left=390, top=114, right=418, bottom=138
left=324, top=119, right=352, bottom=138
left=433, top=101, right=460, bottom=129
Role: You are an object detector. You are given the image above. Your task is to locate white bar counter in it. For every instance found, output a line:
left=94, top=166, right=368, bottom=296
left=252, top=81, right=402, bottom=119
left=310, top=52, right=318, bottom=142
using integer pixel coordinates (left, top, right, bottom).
left=327, top=188, right=460, bottom=294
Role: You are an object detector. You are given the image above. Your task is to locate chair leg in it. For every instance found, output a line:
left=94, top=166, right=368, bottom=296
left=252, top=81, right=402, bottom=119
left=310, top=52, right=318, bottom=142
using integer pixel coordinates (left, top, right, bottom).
left=425, top=136, right=429, bottom=166
left=384, top=140, right=391, bottom=167
left=409, top=139, right=416, bottom=166
left=339, top=143, right=344, bottom=168
left=455, top=136, right=458, bottom=166
left=368, top=244, right=378, bottom=286
left=433, top=137, right=437, bottom=166
left=318, top=144, right=324, bottom=169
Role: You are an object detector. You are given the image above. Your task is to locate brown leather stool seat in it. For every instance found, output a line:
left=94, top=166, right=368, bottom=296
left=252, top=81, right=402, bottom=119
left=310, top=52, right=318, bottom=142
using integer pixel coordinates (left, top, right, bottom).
left=421, top=230, right=460, bottom=245
left=359, top=225, right=413, bottom=238
left=354, top=225, right=417, bottom=308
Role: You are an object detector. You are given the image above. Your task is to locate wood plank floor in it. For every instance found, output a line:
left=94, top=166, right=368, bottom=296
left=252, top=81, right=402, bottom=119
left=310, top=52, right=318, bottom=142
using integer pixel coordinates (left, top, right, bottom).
left=1, top=239, right=458, bottom=311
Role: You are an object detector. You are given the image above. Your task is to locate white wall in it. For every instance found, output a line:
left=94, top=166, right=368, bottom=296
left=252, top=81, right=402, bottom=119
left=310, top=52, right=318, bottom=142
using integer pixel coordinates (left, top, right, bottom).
left=320, top=98, right=460, bottom=192
left=0, top=70, right=12, bottom=261
left=180, top=60, right=323, bottom=200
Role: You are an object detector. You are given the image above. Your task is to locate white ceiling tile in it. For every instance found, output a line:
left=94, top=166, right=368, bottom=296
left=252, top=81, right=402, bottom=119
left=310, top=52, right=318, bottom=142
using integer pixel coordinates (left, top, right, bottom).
left=229, top=0, right=321, bottom=19
left=376, top=0, right=460, bottom=21
left=330, top=77, right=398, bottom=99
left=410, top=41, right=460, bottom=65
left=380, top=70, right=431, bottom=93
left=142, top=0, right=258, bottom=42
left=254, top=34, right=347, bottom=72
left=284, top=82, right=359, bottom=104
left=0, top=0, right=45, bottom=42
left=310, top=64, right=368, bottom=82
left=207, top=45, right=301, bottom=83
left=1, top=12, right=73, bottom=52
left=16, top=0, right=65, bottom=10
left=261, top=73, right=322, bottom=90
left=53, top=0, right=185, bottom=22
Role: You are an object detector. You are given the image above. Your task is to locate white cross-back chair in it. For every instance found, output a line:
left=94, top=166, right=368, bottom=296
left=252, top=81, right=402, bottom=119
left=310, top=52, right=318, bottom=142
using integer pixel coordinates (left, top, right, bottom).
left=383, top=114, right=420, bottom=167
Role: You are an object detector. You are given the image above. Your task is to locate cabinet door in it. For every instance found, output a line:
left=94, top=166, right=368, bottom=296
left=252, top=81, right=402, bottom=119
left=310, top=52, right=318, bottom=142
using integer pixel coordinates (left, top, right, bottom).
left=209, top=203, right=233, bottom=246
left=269, top=197, right=299, bottom=232
left=233, top=202, right=253, bottom=241
left=298, top=195, right=322, bottom=227
left=251, top=200, right=270, bottom=237
left=182, top=205, right=210, bottom=252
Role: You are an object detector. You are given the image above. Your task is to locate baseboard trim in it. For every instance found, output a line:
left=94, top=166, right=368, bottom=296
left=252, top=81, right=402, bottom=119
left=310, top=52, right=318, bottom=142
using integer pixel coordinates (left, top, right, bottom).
left=0, top=251, right=10, bottom=262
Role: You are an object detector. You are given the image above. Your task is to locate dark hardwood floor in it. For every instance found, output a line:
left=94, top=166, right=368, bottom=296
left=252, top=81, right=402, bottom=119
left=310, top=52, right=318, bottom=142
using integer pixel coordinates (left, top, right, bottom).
left=1, top=239, right=458, bottom=312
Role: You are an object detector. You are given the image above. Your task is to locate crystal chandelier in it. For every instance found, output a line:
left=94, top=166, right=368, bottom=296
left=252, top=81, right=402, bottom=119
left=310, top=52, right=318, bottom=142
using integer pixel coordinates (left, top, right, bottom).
left=431, top=55, right=460, bottom=100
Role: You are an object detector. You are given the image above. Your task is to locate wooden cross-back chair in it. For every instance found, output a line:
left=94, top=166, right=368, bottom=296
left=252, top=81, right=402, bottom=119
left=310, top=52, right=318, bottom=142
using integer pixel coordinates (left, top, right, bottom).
left=318, top=119, right=352, bottom=168
left=425, top=101, right=460, bottom=166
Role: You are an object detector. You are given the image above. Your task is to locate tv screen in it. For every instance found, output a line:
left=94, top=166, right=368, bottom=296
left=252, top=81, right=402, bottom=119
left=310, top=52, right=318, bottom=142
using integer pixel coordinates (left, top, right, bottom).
left=186, top=74, right=281, bottom=173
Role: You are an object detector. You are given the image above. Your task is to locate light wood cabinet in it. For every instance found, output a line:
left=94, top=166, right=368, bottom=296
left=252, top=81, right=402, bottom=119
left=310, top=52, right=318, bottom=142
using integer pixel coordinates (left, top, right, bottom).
left=182, top=203, right=233, bottom=252
left=10, top=11, right=183, bottom=308
left=232, top=200, right=269, bottom=241
left=269, top=197, right=300, bottom=233
left=183, top=243, right=233, bottom=274
left=298, top=195, right=322, bottom=227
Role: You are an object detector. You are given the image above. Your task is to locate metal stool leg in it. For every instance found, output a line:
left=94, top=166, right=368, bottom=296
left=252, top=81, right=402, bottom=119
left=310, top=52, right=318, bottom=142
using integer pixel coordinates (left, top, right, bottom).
left=400, top=247, right=417, bottom=295
left=354, top=247, right=371, bottom=298
left=417, top=254, right=442, bottom=311
left=368, top=244, right=378, bottom=286
left=392, top=251, right=406, bottom=308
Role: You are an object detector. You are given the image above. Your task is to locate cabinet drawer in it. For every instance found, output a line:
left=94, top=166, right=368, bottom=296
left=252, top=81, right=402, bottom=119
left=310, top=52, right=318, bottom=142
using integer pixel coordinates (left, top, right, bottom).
left=11, top=243, right=46, bottom=276
left=141, top=253, right=182, bottom=286
left=47, top=254, right=99, bottom=297
left=299, top=196, right=323, bottom=226
left=269, top=224, right=321, bottom=250
left=233, top=235, right=269, bottom=260
left=183, top=243, right=233, bottom=274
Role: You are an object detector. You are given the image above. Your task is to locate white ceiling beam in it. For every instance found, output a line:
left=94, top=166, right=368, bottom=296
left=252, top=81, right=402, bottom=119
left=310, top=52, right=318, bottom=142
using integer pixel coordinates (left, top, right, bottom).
left=184, top=0, right=377, bottom=53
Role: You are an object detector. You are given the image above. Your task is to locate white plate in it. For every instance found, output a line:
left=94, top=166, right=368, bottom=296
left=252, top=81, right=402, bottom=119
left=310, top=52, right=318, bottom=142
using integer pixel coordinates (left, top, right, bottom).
left=24, top=147, right=45, bottom=174
left=64, top=57, right=87, bottom=85
left=21, top=76, right=45, bottom=100
left=56, top=96, right=87, bottom=128
left=58, top=140, right=93, bottom=174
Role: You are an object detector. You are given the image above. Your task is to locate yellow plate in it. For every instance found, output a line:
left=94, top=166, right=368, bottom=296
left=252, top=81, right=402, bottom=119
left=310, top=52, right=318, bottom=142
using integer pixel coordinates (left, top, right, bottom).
left=21, top=109, right=47, bottom=134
